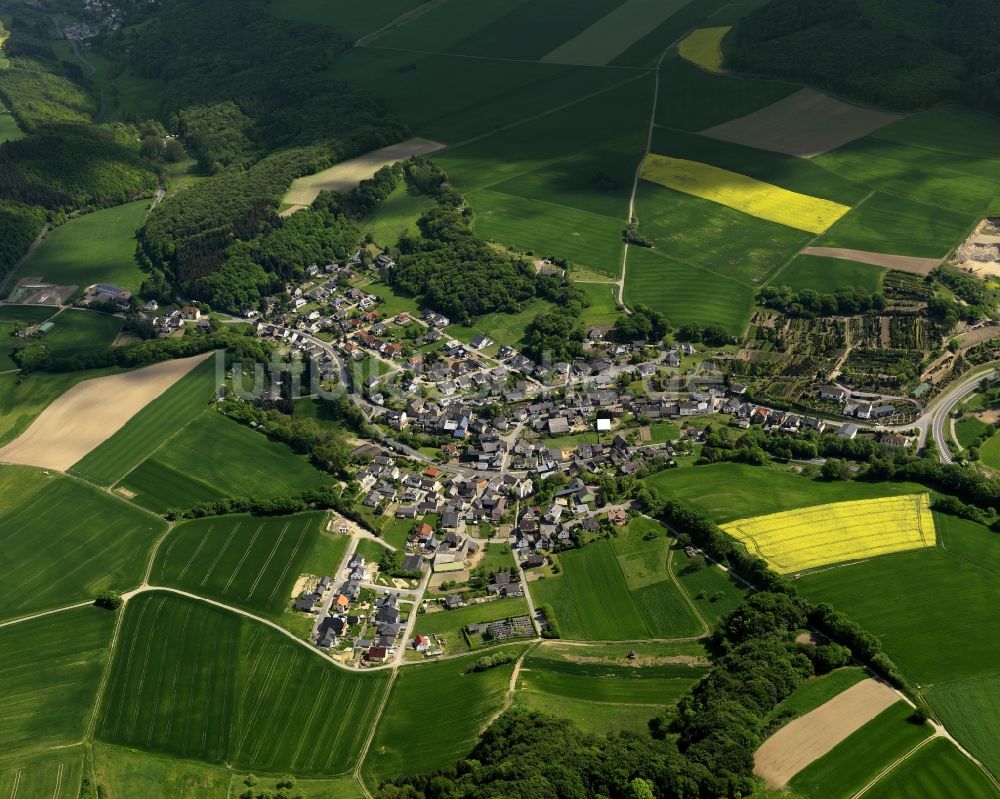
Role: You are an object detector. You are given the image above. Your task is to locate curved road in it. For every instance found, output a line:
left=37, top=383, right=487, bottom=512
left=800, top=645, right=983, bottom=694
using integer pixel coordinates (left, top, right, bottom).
left=928, top=364, right=999, bottom=464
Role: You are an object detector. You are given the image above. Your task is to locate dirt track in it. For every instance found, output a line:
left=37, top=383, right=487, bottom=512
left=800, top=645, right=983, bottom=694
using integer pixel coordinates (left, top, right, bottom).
left=801, top=246, right=941, bottom=275
left=0, top=353, right=212, bottom=471
left=754, top=679, right=899, bottom=787
left=701, top=88, right=903, bottom=158
left=281, top=138, right=445, bottom=214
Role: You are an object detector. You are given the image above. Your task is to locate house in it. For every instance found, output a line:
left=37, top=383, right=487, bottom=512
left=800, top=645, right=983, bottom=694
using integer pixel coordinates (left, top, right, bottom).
left=412, top=634, right=430, bottom=652
left=444, top=594, right=464, bottom=609
left=470, top=334, right=493, bottom=350
left=366, top=645, right=389, bottom=663
left=522, top=554, right=546, bottom=569
left=607, top=508, right=628, bottom=526
left=818, top=385, right=848, bottom=402
left=180, top=306, right=201, bottom=321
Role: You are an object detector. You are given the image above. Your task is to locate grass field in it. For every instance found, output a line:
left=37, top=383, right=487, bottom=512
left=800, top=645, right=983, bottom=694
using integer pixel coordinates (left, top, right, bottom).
left=0, top=606, right=114, bottom=758
left=788, top=702, right=933, bottom=799
left=722, top=494, right=935, bottom=574
left=362, top=184, right=435, bottom=247
left=514, top=648, right=706, bottom=735
left=670, top=556, right=746, bottom=624
left=0, top=749, right=85, bottom=799
left=413, top=596, right=530, bottom=654
left=151, top=512, right=325, bottom=616
left=677, top=27, right=730, bottom=73
left=956, top=416, right=990, bottom=450
left=119, top=410, right=330, bottom=513
left=0, top=109, right=21, bottom=143
left=97, top=592, right=387, bottom=774
left=644, top=463, right=924, bottom=523
left=444, top=298, right=553, bottom=353
left=361, top=647, right=524, bottom=786
left=71, top=354, right=219, bottom=485
left=640, top=154, right=851, bottom=234
left=576, top=280, right=622, bottom=326
left=928, top=675, right=1000, bottom=780
left=798, top=514, right=1000, bottom=685
left=530, top=531, right=702, bottom=641
left=977, top=428, right=1000, bottom=469
left=0, top=466, right=164, bottom=619
left=43, top=310, right=123, bottom=358
left=772, top=255, right=886, bottom=294
left=23, top=201, right=150, bottom=293
left=864, top=739, right=999, bottom=799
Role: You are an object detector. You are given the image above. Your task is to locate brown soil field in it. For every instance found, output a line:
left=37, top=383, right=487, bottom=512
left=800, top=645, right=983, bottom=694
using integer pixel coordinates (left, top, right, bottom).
left=0, top=352, right=212, bottom=471
left=801, top=246, right=941, bottom=275
left=280, top=138, right=445, bottom=214
left=754, top=678, right=899, bottom=787
left=701, top=88, right=903, bottom=158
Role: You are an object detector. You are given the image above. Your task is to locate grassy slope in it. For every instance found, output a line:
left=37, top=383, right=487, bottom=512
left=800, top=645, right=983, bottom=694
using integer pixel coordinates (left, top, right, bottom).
left=23, top=201, right=150, bottom=293
left=0, top=466, right=164, bottom=619
left=151, top=512, right=325, bottom=616
left=97, top=592, right=387, bottom=775
left=70, top=354, right=219, bottom=485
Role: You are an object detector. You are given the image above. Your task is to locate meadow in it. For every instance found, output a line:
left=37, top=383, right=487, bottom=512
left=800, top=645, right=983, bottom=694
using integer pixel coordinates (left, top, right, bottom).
left=977, top=428, right=1000, bottom=469
left=71, top=353, right=219, bottom=486
left=788, top=702, right=932, bottom=799
left=0, top=606, right=114, bottom=758
left=677, top=27, right=730, bottom=73
left=772, top=254, right=886, bottom=294
left=22, top=200, right=150, bottom=293
left=0, top=466, right=164, bottom=619
left=644, top=462, right=923, bottom=522
left=444, top=298, right=553, bottom=353
left=928, top=675, right=1000, bottom=780
left=120, top=410, right=330, bottom=513
left=640, top=154, right=851, bottom=234
left=361, top=647, right=524, bottom=786
left=362, top=183, right=435, bottom=247
left=0, top=109, right=20, bottom=143
left=864, top=739, right=999, bottom=799
left=576, top=281, right=622, bottom=326
left=722, top=494, right=935, bottom=574
left=955, top=416, right=990, bottom=451
left=798, top=514, right=1000, bottom=686
left=413, top=596, right=530, bottom=654
left=42, top=310, right=123, bottom=358
left=151, top=512, right=326, bottom=616
left=670, top=555, right=746, bottom=624
left=530, top=533, right=702, bottom=641
left=97, top=592, right=388, bottom=775
left=0, top=749, right=85, bottom=799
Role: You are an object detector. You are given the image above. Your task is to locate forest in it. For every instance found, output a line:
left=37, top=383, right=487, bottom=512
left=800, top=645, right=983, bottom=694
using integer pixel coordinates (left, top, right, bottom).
left=727, top=0, right=1000, bottom=112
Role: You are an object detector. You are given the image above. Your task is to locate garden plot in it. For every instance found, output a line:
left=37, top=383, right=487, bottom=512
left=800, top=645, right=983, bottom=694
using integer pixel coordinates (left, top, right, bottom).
left=722, top=494, right=935, bottom=574
left=701, top=88, right=904, bottom=158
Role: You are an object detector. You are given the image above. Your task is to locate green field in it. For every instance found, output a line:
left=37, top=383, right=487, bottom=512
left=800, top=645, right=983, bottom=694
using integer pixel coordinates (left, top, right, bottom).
left=0, top=467, right=165, bottom=619
left=928, top=675, right=1000, bottom=780
left=669, top=555, right=747, bottom=624
left=956, top=416, right=990, bottom=451
left=361, top=647, right=524, bottom=786
left=765, top=667, right=868, bottom=727
left=788, top=702, right=933, bottom=799
left=119, top=410, right=330, bottom=513
left=530, top=530, right=702, bottom=641
left=514, top=649, right=706, bottom=735
left=864, top=739, right=1000, bottom=799
left=97, top=592, right=388, bottom=775
left=362, top=185, right=435, bottom=248
left=0, top=749, right=85, bottom=799
left=644, top=463, right=923, bottom=522
left=0, top=606, right=114, bottom=758
left=445, top=298, right=553, bottom=352
left=0, top=109, right=22, bottom=143
left=772, top=254, right=886, bottom=294
left=413, top=596, right=531, bottom=654
left=151, top=512, right=326, bottom=616
left=43, top=310, right=123, bottom=358
left=22, top=201, right=151, bottom=293
left=71, top=354, right=219, bottom=486
left=977, top=428, right=1000, bottom=469
left=799, top=514, right=1000, bottom=686
left=270, top=0, right=425, bottom=38
left=577, top=280, right=622, bottom=326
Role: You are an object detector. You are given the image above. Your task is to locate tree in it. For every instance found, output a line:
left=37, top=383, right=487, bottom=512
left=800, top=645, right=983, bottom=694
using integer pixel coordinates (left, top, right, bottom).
left=821, top=458, right=844, bottom=480
left=625, top=778, right=655, bottom=799
left=95, top=590, right=123, bottom=610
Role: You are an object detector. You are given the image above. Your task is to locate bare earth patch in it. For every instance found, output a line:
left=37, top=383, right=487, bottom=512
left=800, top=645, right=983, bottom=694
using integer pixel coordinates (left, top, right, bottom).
left=801, top=246, right=941, bottom=275
left=754, top=678, right=899, bottom=787
left=280, top=138, right=445, bottom=214
left=0, top=352, right=213, bottom=471
left=701, top=88, right=903, bottom=158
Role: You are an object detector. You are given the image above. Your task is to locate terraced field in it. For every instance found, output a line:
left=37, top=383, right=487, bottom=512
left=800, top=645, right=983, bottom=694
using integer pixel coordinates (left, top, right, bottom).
left=97, top=592, right=387, bottom=775
left=151, top=512, right=325, bottom=616
left=0, top=467, right=164, bottom=619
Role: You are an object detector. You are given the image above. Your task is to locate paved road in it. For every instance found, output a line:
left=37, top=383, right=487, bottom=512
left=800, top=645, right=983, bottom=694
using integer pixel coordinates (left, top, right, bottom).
left=928, top=364, right=998, bottom=463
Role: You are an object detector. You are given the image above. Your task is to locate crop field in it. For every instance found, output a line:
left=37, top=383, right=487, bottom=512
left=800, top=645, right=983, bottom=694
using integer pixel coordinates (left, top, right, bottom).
left=97, top=592, right=387, bottom=775
left=0, top=467, right=164, bottom=619
left=0, top=606, right=114, bottom=757
left=530, top=537, right=702, bottom=640
left=623, top=247, right=753, bottom=335
left=787, top=702, right=933, bottom=798
left=361, top=647, right=523, bottom=786
left=765, top=667, right=868, bottom=728
left=514, top=650, right=706, bottom=735
left=0, top=749, right=85, bottom=799
left=798, top=515, right=1000, bottom=685
left=644, top=463, right=924, bottom=523
left=42, top=310, right=123, bottom=358
left=722, top=494, right=935, bottom=574
left=119, top=410, right=329, bottom=513
left=928, top=675, right=1000, bottom=779
left=865, top=739, right=999, bottom=799
left=70, top=354, right=219, bottom=486
left=151, top=512, right=325, bottom=616
left=772, top=254, right=886, bottom=295
left=269, top=0, right=426, bottom=39
left=677, top=27, right=730, bottom=73
left=23, top=200, right=150, bottom=292
left=640, top=154, right=852, bottom=234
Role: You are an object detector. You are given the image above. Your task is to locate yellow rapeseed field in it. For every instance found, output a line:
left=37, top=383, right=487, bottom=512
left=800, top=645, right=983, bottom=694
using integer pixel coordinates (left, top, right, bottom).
left=722, top=494, right=935, bottom=574
left=640, top=154, right=852, bottom=234
left=678, top=27, right=731, bottom=74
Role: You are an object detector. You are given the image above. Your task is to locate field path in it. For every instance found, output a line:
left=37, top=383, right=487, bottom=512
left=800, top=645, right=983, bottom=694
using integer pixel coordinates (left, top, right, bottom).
left=354, top=668, right=399, bottom=798
left=0, top=223, right=50, bottom=296
left=800, top=246, right=942, bottom=275
left=665, top=545, right=710, bottom=635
